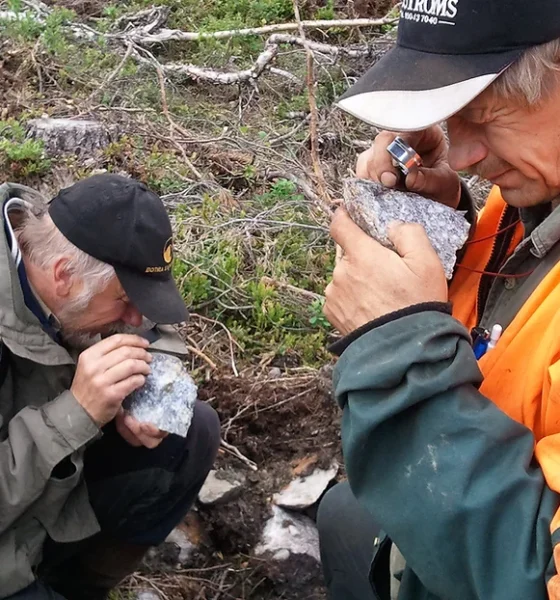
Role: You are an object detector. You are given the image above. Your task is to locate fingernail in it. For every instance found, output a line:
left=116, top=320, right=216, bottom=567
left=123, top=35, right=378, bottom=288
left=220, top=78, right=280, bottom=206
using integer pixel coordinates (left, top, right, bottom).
left=406, top=169, right=424, bottom=190
left=380, top=172, right=398, bottom=188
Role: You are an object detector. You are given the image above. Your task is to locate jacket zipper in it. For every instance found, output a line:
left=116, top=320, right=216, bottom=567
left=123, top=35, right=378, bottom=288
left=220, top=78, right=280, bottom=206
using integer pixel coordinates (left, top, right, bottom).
left=476, top=205, right=520, bottom=324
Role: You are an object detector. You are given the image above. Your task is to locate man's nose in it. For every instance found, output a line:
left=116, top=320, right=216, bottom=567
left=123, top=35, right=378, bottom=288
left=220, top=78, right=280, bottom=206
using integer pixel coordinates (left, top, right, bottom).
left=122, top=305, right=143, bottom=327
left=446, top=118, right=489, bottom=172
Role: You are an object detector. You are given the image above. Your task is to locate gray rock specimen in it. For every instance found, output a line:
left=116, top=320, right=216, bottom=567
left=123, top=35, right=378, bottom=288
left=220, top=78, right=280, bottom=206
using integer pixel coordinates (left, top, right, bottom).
left=124, top=352, right=197, bottom=437
left=27, top=117, right=111, bottom=157
left=342, top=178, right=470, bottom=279
left=198, top=469, right=246, bottom=505
left=273, top=461, right=338, bottom=510
left=255, top=506, right=320, bottom=562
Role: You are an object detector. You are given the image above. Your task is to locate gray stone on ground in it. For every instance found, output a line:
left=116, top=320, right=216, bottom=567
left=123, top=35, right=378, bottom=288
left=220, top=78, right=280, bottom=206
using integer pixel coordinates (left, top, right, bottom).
left=198, top=469, right=246, bottom=505
left=27, top=117, right=111, bottom=157
left=274, top=461, right=338, bottom=510
left=124, top=352, right=197, bottom=437
left=342, top=178, right=470, bottom=279
left=255, top=506, right=320, bottom=562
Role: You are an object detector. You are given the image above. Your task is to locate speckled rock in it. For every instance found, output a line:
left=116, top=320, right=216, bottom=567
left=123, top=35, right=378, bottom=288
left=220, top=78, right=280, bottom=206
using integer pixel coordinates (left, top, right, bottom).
left=342, top=178, right=470, bottom=279
left=124, top=352, right=197, bottom=437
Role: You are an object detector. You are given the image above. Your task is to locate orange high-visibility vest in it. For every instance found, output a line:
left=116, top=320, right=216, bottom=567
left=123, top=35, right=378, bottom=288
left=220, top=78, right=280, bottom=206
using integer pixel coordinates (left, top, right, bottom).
left=449, top=187, right=560, bottom=597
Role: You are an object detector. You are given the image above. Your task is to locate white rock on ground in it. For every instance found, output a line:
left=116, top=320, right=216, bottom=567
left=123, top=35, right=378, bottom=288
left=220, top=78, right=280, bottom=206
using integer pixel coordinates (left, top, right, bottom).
left=198, top=469, right=246, bottom=505
left=273, top=461, right=338, bottom=510
left=27, top=117, right=111, bottom=157
left=255, top=506, right=320, bottom=562
left=144, top=514, right=202, bottom=570
left=135, top=591, right=161, bottom=600
left=165, top=526, right=198, bottom=565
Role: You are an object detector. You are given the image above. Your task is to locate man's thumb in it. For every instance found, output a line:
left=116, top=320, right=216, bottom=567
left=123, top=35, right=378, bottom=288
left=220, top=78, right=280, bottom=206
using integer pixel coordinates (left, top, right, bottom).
left=387, top=221, right=435, bottom=259
left=405, top=167, right=460, bottom=208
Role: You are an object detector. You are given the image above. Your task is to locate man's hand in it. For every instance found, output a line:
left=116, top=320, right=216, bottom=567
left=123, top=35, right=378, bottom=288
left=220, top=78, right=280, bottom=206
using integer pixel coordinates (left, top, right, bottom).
left=114, top=409, right=168, bottom=449
left=324, top=209, right=448, bottom=336
left=356, top=126, right=461, bottom=209
left=71, top=334, right=152, bottom=427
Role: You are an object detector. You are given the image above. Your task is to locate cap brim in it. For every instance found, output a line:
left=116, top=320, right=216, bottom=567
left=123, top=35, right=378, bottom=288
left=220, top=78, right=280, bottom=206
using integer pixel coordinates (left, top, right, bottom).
left=336, top=45, right=523, bottom=131
left=115, top=266, right=189, bottom=325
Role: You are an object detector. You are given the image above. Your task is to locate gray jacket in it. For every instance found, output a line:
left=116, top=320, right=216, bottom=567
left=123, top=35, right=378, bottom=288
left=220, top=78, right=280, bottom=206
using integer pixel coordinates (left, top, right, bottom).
left=0, top=182, right=188, bottom=596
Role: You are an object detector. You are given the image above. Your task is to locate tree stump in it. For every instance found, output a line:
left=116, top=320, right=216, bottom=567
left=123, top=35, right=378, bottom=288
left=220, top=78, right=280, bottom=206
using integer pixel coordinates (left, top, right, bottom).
left=27, top=117, right=111, bottom=157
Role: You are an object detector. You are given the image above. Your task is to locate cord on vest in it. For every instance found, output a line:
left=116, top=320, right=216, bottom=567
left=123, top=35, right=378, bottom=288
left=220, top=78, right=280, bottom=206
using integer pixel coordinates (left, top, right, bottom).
left=465, top=219, right=522, bottom=245
left=456, top=264, right=534, bottom=278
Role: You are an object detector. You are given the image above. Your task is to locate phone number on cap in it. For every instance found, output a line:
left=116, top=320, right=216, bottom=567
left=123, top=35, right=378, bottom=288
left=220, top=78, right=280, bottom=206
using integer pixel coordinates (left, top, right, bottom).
left=402, top=11, right=439, bottom=24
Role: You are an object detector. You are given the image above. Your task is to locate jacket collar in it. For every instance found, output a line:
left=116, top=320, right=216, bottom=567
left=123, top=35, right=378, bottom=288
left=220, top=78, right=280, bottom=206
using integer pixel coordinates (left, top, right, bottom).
left=515, top=197, right=560, bottom=259
left=0, top=182, right=73, bottom=366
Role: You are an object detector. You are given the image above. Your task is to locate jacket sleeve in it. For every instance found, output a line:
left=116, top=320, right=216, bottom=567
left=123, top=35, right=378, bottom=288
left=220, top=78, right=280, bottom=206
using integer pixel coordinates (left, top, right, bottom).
left=334, top=310, right=558, bottom=600
left=0, top=389, right=100, bottom=532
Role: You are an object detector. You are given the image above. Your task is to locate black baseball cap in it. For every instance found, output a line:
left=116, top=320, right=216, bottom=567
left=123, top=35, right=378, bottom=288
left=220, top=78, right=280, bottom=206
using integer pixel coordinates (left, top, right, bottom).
left=49, top=174, right=188, bottom=324
left=336, top=0, right=560, bottom=131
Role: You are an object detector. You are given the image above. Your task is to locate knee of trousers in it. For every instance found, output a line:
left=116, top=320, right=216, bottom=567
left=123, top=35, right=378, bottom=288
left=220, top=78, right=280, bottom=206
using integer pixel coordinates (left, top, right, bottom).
left=186, top=400, right=221, bottom=477
left=317, top=481, right=357, bottom=546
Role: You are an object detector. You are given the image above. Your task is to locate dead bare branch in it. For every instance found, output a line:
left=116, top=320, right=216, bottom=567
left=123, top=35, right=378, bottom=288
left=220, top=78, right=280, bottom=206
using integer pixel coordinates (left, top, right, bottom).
left=123, top=17, right=398, bottom=45
left=131, top=41, right=283, bottom=85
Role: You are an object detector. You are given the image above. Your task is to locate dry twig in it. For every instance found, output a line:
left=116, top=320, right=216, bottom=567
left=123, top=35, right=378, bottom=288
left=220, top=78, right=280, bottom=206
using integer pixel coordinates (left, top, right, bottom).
left=293, top=0, right=333, bottom=213
left=85, top=42, right=133, bottom=104
left=220, top=438, right=258, bottom=471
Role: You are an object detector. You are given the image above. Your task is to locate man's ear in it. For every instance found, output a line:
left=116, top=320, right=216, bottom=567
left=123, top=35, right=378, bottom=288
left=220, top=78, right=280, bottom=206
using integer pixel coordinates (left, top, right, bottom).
left=52, top=257, right=76, bottom=299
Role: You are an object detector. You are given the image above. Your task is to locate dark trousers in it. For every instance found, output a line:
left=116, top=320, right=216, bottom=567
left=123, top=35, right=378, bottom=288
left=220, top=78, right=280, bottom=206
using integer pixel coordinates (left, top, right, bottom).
left=317, top=482, right=385, bottom=600
left=7, top=400, right=220, bottom=600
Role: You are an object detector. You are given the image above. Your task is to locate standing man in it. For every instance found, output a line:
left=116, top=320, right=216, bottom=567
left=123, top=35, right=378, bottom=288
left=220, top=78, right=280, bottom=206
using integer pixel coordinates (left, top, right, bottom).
left=318, top=1, right=560, bottom=599
left=0, top=174, right=220, bottom=600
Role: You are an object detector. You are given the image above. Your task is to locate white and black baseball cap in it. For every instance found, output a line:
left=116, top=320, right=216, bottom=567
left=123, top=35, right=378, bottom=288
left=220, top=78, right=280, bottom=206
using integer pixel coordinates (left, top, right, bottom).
left=337, top=0, right=560, bottom=131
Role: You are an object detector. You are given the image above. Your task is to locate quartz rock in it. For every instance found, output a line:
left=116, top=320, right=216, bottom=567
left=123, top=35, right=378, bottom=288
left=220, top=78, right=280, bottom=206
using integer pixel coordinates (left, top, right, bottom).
left=135, top=592, right=161, bottom=600
left=135, top=592, right=160, bottom=600
left=342, top=178, right=470, bottom=279
left=255, top=506, right=320, bottom=562
left=274, top=461, right=338, bottom=510
left=124, top=352, right=197, bottom=437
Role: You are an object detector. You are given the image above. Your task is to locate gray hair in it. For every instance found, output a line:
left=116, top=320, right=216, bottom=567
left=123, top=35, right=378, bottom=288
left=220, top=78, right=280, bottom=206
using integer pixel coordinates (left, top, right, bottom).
left=492, top=38, right=560, bottom=106
left=16, top=205, right=116, bottom=309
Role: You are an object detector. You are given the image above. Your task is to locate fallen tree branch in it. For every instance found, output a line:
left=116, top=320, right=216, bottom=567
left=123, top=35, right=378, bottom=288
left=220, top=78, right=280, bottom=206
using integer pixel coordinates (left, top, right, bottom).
left=125, top=16, right=398, bottom=45
left=267, top=33, right=382, bottom=58
left=6, top=1, right=391, bottom=89
left=131, top=41, right=282, bottom=85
